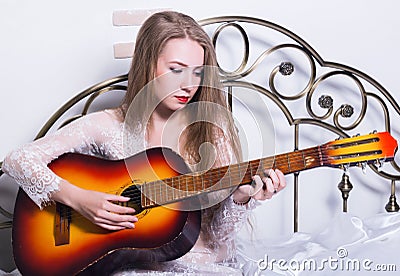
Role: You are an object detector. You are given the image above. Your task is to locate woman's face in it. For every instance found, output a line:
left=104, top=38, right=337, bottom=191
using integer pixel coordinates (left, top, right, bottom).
left=153, top=38, right=204, bottom=118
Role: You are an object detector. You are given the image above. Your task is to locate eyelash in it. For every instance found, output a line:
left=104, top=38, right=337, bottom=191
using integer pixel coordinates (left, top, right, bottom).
left=170, top=67, right=183, bottom=74
left=170, top=67, right=203, bottom=77
left=194, top=71, right=203, bottom=77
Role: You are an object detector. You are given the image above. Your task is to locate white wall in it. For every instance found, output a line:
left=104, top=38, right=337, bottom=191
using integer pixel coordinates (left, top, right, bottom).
left=1, top=0, right=399, bottom=272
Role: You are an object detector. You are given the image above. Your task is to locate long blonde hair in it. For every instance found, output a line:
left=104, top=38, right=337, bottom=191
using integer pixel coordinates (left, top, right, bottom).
left=121, top=11, right=241, bottom=169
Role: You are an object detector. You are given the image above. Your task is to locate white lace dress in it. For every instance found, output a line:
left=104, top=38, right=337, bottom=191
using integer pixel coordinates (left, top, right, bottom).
left=2, top=108, right=257, bottom=275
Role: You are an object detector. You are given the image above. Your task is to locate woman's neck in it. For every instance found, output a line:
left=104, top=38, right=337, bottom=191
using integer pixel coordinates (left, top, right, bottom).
left=146, top=111, right=186, bottom=151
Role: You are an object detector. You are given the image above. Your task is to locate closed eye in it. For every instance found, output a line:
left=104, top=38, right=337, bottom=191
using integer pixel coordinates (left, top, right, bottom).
left=194, top=69, right=204, bottom=78
left=170, top=67, right=183, bottom=74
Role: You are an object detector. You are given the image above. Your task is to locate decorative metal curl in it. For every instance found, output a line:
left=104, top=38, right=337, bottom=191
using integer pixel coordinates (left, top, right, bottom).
left=307, top=71, right=367, bottom=130
left=211, top=22, right=249, bottom=77
left=269, top=44, right=316, bottom=100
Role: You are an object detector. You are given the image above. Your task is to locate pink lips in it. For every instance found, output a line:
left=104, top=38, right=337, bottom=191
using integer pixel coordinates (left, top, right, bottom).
left=175, top=96, right=189, bottom=103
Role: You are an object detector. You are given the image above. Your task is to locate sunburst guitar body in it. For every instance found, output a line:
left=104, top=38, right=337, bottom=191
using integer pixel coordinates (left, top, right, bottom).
left=12, top=148, right=201, bottom=276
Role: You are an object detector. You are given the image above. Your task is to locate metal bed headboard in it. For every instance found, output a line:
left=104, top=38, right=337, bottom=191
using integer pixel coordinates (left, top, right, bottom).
left=1, top=16, right=399, bottom=231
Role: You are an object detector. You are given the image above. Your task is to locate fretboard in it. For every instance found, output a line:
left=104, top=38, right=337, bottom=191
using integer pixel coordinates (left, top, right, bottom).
left=141, top=145, right=325, bottom=207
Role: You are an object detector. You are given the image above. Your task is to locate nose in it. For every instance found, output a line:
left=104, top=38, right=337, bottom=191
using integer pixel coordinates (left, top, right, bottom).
left=180, top=70, right=199, bottom=93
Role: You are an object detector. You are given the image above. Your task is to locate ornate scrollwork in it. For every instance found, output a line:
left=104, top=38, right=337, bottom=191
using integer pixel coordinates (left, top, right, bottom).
left=199, top=16, right=400, bottom=227
left=306, top=71, right=367, bottom=130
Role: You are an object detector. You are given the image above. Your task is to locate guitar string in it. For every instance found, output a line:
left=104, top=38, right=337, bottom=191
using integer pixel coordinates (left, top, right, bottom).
left=58, top=146, right=327, bottom=222
left=138, top=143, right=383, bottom=199
left=57, top=143, right=383, bottom=222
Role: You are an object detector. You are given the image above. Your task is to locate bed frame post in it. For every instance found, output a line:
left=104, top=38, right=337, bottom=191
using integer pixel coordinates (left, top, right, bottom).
left=385, top=180, right=400, bottom=212
left=293, top=125, right=299, bottom=232
left=337, top=172, right=353, bottom=212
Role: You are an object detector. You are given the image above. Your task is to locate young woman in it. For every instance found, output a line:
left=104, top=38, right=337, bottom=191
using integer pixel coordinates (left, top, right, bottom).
left=2, top=11, right=285, bottom=275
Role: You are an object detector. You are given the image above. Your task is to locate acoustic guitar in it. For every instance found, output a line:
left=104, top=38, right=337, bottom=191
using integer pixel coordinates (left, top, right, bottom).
left=12, top=132, right=397, bottom=275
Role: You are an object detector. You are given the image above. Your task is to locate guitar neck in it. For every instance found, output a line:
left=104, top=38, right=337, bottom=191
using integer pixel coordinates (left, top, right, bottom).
left=141, top=130, right=398, bottom=207
left=141, top=145, right=323, bottom=207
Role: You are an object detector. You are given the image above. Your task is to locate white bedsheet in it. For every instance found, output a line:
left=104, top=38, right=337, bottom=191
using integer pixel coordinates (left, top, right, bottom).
left=237, top=212, right=400, bottom=275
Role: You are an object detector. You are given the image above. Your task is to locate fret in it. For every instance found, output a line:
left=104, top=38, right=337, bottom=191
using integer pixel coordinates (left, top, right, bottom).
left=148, top=181, right=152, bottom=205
left=157, top=179, right=164, bottom=206
left=318, top=145, right=323, bottom=166
left=201, top=173, right=205, bottom=193
left=192, top=173, right=195, bottom=195
left=237, top=162, right=241, bottom=185
left=261, top=158, right=264, bottom=174
left=173, top=178, right=178, bottom=201
left=226, top=166, right=231, bottom=189
left=221, top=166, right=228, bottom=190
left=141, top=183, right=147, bottom=207
left=157, top=179, right=162, bottom=203
left=176, top=177, right=181, bottom=201
left=176, top=177, right=180, bottom=195
left=177, top=175, right=181, bottom=193
left=240, top=162, right=247, bottom=184
left=159, top=180, right=164, bottom=204
left=146, top=182, right=155, bottom=207
left=186, top=174, right=190, bottom=197
left=287, top=153, right=291, bottom=172
left=255, top=159, right=262, bottom=175
left=249, top=160, right=254, bottom=181
left=237, top=161, right=249, bottom=185
left=208, top=168, right=213, bottom=191
left=158, top=179, right=162, bottom=205
left=229, top=164, right=236, bottom=186
left=169, top=178, right=174, bottom=202
left=187, top=174, right=192, bottom=196
left=145, top=184, right=151, bottom=207
left=301, top=150, right=307, bottom=169
left=168, top=178, right=173, bottom=203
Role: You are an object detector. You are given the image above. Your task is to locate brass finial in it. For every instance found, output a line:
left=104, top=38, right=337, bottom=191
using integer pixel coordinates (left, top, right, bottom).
left=338, top=172, right=353, bottom=212
left=385, top=180, right=399, bottom=212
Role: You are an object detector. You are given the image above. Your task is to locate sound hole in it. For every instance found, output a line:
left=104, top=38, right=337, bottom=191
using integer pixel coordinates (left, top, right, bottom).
left=121, top=185, right=149, bottom=218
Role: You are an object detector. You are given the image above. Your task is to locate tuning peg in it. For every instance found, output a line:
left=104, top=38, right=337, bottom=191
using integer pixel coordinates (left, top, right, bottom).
left=370, top=130, right=378, bottom=134
left=360, top=162, right=367, bottom=174
left=374, top=159, right=383, bottom=171
left=341, top=163, right=350, bottom=174
left=353, top=133, right=360, bottom=137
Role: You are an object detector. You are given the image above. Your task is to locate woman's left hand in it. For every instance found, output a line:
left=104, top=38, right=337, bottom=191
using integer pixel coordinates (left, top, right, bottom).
left=233, top=169, right=286, bottom=204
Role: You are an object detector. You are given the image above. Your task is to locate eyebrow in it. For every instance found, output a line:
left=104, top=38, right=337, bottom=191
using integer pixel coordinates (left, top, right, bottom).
left=169, top=60, right=204, bottom=70
left=169, top=60, right=188, bottom=67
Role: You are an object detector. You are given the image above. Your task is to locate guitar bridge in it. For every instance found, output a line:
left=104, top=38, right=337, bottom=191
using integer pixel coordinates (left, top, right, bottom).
left=54, top=203, right=71, bottom=246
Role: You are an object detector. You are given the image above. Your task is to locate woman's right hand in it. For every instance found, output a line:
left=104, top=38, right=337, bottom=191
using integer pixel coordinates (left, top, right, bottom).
left=51, top=181, right=138, bottom=231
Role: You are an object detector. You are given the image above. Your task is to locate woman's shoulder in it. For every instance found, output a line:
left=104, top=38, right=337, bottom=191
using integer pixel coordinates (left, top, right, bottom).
left=103, top=107, right=125, bottom=122
left=79, top=107, right=125, bottom=125
left=55, top=108, right=125, bottom=138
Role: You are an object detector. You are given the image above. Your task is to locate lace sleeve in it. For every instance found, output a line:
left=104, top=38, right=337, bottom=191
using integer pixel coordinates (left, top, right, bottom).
left=1, top=110, right=122, bottom=208
left=211, top=196, right=259, bottom=242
